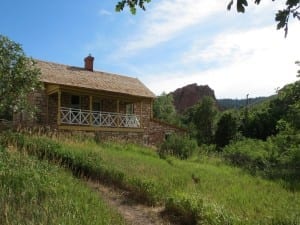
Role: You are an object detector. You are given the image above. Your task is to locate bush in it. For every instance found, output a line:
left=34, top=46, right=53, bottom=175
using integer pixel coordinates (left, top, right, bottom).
left=159, top=134, right=198, bottom=159
left=223, top=139, right=270, bottom=174
left=267, top=133, right=300, bottom=180
left=224, top=134, right=300, bottom=182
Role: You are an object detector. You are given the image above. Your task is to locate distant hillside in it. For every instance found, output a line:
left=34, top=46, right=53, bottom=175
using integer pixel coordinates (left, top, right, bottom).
left=170, top=83, right=216, bottom=113
left=217, top=97, right=268, bottom=110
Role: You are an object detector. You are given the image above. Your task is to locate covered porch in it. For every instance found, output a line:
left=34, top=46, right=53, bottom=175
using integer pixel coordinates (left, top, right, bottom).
left=45, top=84, right=144, bottom=131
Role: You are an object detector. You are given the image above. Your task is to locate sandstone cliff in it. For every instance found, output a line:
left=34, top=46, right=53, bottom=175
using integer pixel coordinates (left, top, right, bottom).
left=170, top=83, right=216, bottom=113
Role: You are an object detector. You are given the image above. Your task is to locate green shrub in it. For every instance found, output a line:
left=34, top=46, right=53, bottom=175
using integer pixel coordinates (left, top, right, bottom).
left=224, top=134, right=300, bottom=183
left=267, top=133, right=300, bottom=181
left=223, top=139, right=270, bottom=174
left=159, top=134, right=198, bottom=159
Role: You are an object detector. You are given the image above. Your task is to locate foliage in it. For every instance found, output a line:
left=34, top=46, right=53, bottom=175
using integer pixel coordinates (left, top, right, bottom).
left=274, top=80, right=300, bottom=131
left=115, top=0, right=151, bottom=14
left=0, top=34, right=41, bottom=119
left=0, top=147, right=125, bottom=225
left=240, top=107, right=277, bottom=140
left=159, top=133, right=198, bottom=159
left=153, top=92, right=179, bottom=125
left=268, top=133, right=300, bottom=181
left=215, top=112, right=238, bottom=149
left=193, top=96, right=218, bottom=145
left=296, top=61, right=300, bottom=77
left=227, top=0, right=300, bottom=37
left=238, top=80, right=300, bottom=140
left=224, top=134, right=300, bottom=181
left=3, top=132, right=300, bottom=224
left=223, top=138, right=271, bottom=174
left=115, top=0, right=300, bottom=36
left=217, top=97, right=268, bottom=110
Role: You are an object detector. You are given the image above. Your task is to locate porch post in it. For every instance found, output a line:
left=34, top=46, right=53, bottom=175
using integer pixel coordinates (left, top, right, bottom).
left=150, top=99, right=154, bottom=119
left=89, top=95, right=93, bottom=126
left=140, top=101, right=143, bottom=128
left=117, top=100, right=120, bottom=127
left=46, top=95, right=49, bottom=125
left=57, top=90, right=61, bottom=125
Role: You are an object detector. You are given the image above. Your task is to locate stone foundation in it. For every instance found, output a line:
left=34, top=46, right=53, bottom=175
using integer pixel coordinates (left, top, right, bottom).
left=94, top=131, right=145, bottom=145
left=146, top=119, right=186, bottom=146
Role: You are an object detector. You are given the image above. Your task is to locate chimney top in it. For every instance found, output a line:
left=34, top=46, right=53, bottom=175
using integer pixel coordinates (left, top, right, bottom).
left=84, top=54, right=94, bottom=71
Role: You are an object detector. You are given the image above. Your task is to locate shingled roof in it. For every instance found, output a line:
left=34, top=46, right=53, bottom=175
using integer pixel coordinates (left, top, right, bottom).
left=35, top=59, right=156, bottom=99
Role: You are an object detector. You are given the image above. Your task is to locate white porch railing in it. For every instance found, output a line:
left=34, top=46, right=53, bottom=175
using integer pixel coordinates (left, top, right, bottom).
left=60, top=107, right=140, bottom=128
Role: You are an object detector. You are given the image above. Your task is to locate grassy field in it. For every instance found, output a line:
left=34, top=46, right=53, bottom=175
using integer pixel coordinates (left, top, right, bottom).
left=0, top=144, right=126, bottom=225
left=1, top=132, right=300, bottom=225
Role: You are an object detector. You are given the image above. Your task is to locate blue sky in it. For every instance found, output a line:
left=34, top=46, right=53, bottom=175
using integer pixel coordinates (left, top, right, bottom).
left=1, top=0, right=299, bottom=98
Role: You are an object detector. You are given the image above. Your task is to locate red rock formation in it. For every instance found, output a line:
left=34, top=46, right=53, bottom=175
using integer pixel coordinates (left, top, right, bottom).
left=171, top=83, right=216, bottom=113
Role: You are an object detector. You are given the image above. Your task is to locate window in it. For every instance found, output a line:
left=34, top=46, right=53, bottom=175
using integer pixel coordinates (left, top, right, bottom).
left=93, top=101, right=102, bottom=111
left=71, top=95, right=80, bottom=108
left=126, top=103, right=134, bottom=114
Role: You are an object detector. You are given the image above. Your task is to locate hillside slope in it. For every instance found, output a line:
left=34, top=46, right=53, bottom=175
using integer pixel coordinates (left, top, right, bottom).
left=2, top=133, right=299, bottom=225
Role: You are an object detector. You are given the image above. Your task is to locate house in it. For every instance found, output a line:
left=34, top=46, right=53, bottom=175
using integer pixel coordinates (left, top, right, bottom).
left=14, top=55, right=185, bottom=145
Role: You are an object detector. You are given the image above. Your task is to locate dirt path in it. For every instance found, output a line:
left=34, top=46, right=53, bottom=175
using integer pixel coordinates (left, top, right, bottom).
left=87, top=181, right=174, bottom=225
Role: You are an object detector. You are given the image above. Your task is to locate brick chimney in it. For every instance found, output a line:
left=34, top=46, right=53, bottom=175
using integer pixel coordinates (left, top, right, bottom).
left=84, top=54, right=94, bottom=71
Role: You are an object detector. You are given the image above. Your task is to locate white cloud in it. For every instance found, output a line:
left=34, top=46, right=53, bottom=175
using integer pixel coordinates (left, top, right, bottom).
left=114, top=0, right=225, bottom=58
left=99, top=9, right=113, bottom=16
left=102, top=0, right=299, bottom=99
left=144, top=22, right=300, bottom=98
left=182, top=25, right=281, bottom=66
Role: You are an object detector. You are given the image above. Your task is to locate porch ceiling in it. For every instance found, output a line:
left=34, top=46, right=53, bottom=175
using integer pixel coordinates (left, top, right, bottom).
left=45, top=84, right=148, bottom=102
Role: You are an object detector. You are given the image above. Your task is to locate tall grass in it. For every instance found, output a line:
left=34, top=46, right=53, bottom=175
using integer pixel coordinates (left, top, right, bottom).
left=2, top=132, right=300, bottom=225
left=0, top=144, right=125, bottom=225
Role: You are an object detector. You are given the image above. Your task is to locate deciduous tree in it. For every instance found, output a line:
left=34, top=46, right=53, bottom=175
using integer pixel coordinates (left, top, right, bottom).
left=193, top=96, right=218, bottom=144
left=153, top=92, right=178, bottom=125
left=0, top=35, right=41, bottom=119
left=215, top=112, right=238, bottom=149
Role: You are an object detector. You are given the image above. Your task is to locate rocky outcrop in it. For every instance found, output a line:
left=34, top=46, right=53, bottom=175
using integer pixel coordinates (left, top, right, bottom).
left=171, top=83, right=216, bottom=113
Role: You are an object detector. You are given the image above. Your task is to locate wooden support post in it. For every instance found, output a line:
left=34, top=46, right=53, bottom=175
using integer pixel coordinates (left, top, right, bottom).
left=140, top=101, right=143, bottom=128
left=46, top=95, right=49, bottom=125
left=57, top=90, right=61, bottom=125
left=117, top=100, right=120, bottom=127
left=89, top=95, right=93, bottom=126
left=150, top=99, right=154, bottom=119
